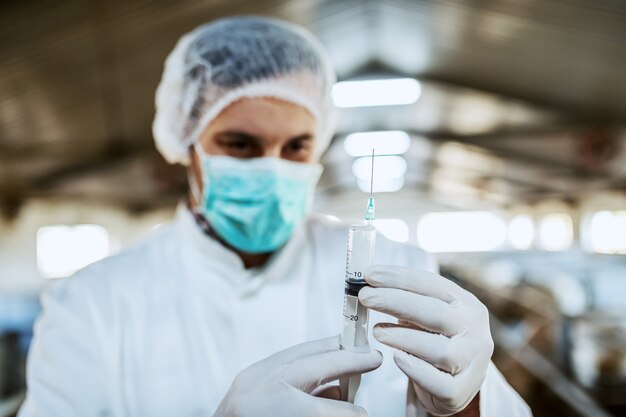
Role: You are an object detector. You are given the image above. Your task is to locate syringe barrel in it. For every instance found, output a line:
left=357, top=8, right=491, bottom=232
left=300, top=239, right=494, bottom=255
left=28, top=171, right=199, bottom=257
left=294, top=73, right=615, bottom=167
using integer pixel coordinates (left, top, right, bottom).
left=342, top=222, right=376, bottom=347
left=345, top=223, right=376, bottom=292
left=340, top=223, right=376, bottom=403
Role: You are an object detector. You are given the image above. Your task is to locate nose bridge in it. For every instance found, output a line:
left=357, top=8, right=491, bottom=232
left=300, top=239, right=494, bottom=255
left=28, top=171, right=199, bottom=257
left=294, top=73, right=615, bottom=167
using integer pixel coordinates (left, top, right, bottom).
left=262, top=140, right=282, bottom=158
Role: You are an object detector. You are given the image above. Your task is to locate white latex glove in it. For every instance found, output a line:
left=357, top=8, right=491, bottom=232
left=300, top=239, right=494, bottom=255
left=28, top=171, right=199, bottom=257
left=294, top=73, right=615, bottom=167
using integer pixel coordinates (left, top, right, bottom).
left=359, top=265, right=494, bottom=416
left=213, top=336, right=382, bottom=417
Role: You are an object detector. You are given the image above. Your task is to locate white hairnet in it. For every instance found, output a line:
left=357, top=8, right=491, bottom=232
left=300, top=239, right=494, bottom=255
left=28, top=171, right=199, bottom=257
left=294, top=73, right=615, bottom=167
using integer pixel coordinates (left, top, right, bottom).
left=153, top=16, right=337, bottom=165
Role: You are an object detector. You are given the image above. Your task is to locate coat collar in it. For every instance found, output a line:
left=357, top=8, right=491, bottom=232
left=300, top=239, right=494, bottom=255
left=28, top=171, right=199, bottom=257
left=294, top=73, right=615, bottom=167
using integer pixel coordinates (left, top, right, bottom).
left=174, top=203, right=309, bottom=297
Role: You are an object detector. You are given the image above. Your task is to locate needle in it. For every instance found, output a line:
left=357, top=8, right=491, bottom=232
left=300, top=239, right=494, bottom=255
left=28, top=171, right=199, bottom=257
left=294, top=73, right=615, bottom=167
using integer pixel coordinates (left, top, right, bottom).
left=365, top=149, right=376, bottom=223
left=370, top=148, right=374, bottom=198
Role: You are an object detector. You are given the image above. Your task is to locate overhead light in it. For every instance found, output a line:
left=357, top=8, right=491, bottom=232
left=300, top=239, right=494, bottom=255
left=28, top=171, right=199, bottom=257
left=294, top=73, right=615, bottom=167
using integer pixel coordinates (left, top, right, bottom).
left=357, top=177, right=404, bottom=193
left=344, top=131, right=411, bottom=157
left=352, top=155, right=407, bottom=181
left=332, top=78, right=421, bottom=108
left=37, top=224, right=111, bottom=279
left=352, top=155, right=407, bottom=193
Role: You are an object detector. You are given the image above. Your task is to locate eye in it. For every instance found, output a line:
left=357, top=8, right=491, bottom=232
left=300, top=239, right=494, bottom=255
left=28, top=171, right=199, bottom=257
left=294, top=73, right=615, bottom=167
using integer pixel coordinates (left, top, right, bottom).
left=225, top=140, right=252, bottom=150
left=215, top=133, right=262, bottom=157
left=283, top=136, right=313, bottom=160
left=287, top=140, right=307, bottom=151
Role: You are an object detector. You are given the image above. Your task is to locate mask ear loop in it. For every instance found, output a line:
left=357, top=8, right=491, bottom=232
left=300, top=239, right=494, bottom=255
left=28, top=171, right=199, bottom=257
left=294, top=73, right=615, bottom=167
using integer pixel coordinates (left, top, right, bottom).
left=187, top=144, right=205, bottom=210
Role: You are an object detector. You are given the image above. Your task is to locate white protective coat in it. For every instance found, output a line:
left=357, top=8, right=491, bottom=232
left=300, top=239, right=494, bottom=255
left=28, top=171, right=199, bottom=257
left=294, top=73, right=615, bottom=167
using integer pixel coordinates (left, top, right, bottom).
left=19, top=206, right=532, bottom=417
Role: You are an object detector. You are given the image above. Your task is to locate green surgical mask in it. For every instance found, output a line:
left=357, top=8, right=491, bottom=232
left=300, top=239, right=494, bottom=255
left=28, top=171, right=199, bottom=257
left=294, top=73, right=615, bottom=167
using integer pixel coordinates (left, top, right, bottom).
left=191, top=148, right=322, bottom=253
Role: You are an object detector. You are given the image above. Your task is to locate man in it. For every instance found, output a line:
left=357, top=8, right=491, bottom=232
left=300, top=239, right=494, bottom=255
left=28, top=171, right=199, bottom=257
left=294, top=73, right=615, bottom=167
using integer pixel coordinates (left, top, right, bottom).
left=20, top=16, right=532, bottom=417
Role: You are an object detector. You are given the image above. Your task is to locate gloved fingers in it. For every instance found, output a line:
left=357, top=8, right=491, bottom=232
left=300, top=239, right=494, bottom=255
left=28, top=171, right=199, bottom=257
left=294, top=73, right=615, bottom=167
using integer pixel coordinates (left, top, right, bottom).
left=311, top=384, right=341, bottom=400
left=359, top=287, right=466, bottom=336
left=393, top=349, right=475, bottom=411
left=281, top=349, right=382, bottom=392
left=372, top=323, right=472, bottom=375
left=366, top=265, right=462, bottom=303
left=397, top=319, right=427, bottom=331
left=298, top=392, right=368, bottom=417
left=256, top=335, right=340, bottom=372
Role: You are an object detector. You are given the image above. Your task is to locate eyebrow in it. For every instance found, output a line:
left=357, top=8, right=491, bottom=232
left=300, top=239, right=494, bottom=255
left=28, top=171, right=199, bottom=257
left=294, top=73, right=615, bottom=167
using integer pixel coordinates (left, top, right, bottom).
left=287, top=133, right=314, bottom=142
left=217, top=131, right=314, bottom=142
left=215, top=131, right=261, bottom=142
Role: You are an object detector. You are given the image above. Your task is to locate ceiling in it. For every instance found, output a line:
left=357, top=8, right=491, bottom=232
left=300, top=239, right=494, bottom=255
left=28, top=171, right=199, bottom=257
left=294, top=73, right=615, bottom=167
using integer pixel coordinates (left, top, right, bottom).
left=1, top=0, right=625, bottom=218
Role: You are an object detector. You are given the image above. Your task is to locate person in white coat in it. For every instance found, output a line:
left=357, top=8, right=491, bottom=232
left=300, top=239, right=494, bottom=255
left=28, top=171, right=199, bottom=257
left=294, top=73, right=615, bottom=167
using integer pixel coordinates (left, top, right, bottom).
left=19, top=16, right=532, bottom=417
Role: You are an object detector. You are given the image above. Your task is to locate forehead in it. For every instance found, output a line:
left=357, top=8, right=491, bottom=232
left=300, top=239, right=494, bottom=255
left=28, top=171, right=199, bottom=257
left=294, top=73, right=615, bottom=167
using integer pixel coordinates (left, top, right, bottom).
left=206, top=97, right=317, bottom=139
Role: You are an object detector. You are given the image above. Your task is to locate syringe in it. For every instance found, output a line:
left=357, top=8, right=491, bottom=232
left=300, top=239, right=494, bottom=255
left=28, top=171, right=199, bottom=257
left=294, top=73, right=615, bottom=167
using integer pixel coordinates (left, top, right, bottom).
left=340, top=150, right=376, bottom=403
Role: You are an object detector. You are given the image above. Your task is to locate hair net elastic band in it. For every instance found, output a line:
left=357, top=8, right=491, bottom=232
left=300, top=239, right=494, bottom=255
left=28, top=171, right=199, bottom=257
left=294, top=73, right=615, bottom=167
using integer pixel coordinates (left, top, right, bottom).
left=183, top=83, right=322, bottom=163
left=156, top=83, right=330, bottom=165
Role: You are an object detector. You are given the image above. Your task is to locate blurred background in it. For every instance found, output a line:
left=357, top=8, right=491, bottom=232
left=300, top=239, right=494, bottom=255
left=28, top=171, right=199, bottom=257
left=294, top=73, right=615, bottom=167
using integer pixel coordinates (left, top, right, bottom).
left=1, top=0, right=625, bottom=416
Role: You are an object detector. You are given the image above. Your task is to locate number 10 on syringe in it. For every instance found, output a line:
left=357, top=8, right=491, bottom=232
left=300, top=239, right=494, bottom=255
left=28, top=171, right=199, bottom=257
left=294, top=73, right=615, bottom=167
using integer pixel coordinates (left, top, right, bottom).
left=340, top=149, right=377, bottom=403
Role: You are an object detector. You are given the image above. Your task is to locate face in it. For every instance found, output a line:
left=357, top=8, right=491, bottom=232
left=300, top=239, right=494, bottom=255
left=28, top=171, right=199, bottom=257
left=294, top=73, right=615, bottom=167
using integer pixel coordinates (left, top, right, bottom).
left=196, top=97, right=316, bottom=159
left=190, top=97, right=317, bottom=195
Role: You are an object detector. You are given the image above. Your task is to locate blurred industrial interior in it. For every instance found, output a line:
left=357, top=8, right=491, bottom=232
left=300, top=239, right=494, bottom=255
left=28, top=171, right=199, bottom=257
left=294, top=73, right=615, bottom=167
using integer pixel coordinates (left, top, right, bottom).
left=1, top=0, right=626, bottom=416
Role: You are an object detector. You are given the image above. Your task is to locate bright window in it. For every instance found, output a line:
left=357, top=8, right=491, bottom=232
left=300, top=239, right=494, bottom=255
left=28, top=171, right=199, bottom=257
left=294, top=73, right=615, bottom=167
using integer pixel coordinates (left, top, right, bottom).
left=37, top=224, right=111, bottom=279
left=417, top=212, right=506, bottom=252
left=588, top=211, right=626, bottom=254
left=374, top=219, right=409, bottom=242
left=538, top=213, right=573, bottom=251
left=508, top=214, right=534, bottom=250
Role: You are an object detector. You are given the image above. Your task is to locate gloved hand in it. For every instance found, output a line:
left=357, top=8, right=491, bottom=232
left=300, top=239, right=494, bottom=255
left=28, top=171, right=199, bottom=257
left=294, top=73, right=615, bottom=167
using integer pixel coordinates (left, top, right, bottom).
left=359, top=265, right=494, bottom=416
left=213, top=336, right=382, bottom=417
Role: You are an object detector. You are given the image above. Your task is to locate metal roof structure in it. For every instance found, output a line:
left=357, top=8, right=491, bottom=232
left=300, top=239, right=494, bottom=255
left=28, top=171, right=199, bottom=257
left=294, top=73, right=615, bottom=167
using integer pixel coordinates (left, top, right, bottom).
left=1, top=0, right=625, bottom=217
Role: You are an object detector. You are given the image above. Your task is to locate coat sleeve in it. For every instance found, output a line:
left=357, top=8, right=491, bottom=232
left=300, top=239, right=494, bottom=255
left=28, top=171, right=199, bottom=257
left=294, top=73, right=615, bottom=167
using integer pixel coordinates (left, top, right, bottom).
left=478, top=362, right=533, bottom=416
left=18, top=277, right=112, bottom=417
